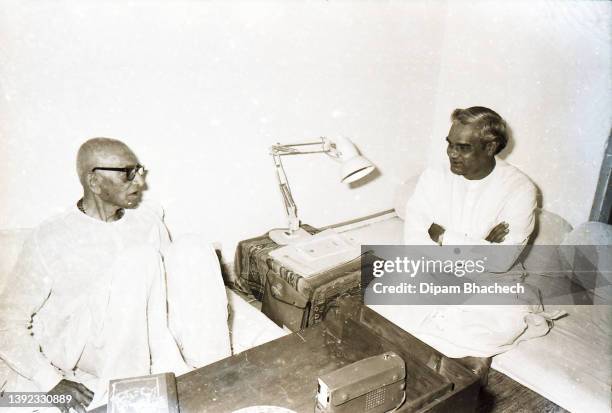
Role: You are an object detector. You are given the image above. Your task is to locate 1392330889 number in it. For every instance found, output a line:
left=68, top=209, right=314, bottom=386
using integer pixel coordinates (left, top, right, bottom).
left=0, top=392, right=73, bottom=407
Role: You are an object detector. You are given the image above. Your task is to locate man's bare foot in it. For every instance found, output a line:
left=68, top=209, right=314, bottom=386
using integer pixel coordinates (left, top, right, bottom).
left=457, top=356, right=492, bottom=386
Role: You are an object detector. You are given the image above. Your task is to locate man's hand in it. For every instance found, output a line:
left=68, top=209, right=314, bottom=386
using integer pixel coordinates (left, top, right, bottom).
left=428, top=223, right=445, bottom=244
left=48, top=379, right=94, bottom=413
left=486, top=222, right=509, bottom=243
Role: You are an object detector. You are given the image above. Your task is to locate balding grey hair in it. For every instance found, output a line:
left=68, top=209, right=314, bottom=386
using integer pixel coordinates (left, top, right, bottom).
left=451, top=107, right=508, bottom=155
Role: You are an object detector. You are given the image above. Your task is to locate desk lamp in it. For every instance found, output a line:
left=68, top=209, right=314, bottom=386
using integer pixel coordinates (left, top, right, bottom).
left=269, top=136, right=375, bottom=245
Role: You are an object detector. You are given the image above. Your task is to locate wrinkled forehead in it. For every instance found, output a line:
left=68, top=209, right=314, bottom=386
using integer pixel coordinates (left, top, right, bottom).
left=448, top=122, right=479, bottom=145
left=94, top=145, right=139, bottom=167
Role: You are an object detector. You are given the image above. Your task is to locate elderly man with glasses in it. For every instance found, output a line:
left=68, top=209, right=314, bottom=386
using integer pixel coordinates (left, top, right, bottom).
left=0, top=138, right=231, bottom=412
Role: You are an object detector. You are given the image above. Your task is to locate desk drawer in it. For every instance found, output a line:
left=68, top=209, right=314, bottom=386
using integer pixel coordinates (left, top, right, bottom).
left=262, top=272, right=310, bottom=331
left=262, top=269, right=361, bottom=331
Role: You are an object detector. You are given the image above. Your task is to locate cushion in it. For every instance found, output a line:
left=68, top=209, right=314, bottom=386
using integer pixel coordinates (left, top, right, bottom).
left=530, top=209, right=573, bottom=245
left=393, top=175, right=420, bottom=220
left=492, top=304, right=612, bottom=413
left=561, top=221, right=612, bottom=246
left=559, top=222, right=612, bottom=304
left=521, top=210, right=573, bottom=276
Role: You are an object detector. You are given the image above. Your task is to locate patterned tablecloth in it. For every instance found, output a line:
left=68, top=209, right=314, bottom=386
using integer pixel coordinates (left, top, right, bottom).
left=233, top=225, right=318, bottom=300
left=234, top=226, right=370, bottom=329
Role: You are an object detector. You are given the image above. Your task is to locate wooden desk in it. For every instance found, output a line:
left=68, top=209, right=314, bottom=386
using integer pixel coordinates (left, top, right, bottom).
left=176, top=298, right=480, bottom=412
left=91, top=297, right=566, bottom=413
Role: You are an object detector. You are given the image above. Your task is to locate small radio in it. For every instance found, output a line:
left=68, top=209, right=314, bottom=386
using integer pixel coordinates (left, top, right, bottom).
left=314, top=352, right=406, bottom=413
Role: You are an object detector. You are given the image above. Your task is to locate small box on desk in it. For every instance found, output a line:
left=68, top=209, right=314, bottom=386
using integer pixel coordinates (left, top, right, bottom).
left=315, top=351, right=406, bottom=413
left=107, top=372, right=179, bottom=413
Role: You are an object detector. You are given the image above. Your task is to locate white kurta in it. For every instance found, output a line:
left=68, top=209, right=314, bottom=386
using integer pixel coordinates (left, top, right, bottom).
left=0, top=201, right=231, bottom=404
left=404, top=158, right=537, bottom=272
left=404, top=158, right=537, bottom=246
left=382, top=159, right=564, bottom=358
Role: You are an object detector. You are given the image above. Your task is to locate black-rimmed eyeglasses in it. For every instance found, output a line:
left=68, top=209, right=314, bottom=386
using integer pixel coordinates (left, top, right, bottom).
left=91, top=164, right=146, bottom=181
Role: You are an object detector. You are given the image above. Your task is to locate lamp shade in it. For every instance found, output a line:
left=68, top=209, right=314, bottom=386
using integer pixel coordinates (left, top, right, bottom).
left=329, top=136, right=375, bottom=183
left=341, top=156, right=375, bottom=183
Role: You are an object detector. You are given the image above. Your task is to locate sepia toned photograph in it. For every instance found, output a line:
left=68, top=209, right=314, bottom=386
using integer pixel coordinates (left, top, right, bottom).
left=0, top=1, right=610, bottom=412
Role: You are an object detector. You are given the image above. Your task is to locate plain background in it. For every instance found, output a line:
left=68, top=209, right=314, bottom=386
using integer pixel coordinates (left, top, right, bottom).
left=1, top=0, right=610, bottom=260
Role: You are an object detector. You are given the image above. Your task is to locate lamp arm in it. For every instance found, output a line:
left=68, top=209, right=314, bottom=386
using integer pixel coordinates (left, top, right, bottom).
left=269, top=137, right=347, bottom=234
left=270, top=138, right=328, bottom=156
left=272, top=153, right=300, bottom=232
left=269, top=138, right=329, bottom=233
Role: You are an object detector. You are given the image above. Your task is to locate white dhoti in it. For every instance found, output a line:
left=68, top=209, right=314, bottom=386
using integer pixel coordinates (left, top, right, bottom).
left=3, top=239, right=231, bottom=411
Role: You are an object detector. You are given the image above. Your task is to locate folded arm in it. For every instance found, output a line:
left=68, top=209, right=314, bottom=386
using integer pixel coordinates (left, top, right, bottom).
left=404, top=170, right=537, bottom=271
left=440, top=181, right=537, bottom=271
left=441, top=181, right=536, bottom=246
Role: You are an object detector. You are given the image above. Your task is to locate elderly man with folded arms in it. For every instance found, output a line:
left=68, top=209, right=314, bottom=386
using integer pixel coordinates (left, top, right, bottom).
left=0, top=138, right=231, bottom=412
left=400, top=107, right=557, bottom=382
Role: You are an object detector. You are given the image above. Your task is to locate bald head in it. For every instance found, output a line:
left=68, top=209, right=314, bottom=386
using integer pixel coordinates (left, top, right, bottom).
left=76, top=138, right=145, bottom=214
left=76, top=138, right=136, bottom=187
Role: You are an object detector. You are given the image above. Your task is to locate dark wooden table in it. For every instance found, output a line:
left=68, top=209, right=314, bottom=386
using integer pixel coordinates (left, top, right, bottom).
left=175, top=297, right=480, bottom=412
left=91, top=298, right=566, bottom=413
left=92, top=297, right=479, bottom=412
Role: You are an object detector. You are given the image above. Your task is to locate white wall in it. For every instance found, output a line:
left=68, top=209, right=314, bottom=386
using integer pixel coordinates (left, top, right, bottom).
left=0, top=0, right=447, bottom=258
left=428, top=0, right=611, bottom=227
left=0, top=1, right=609, bottom=260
